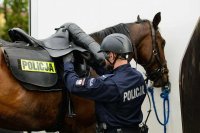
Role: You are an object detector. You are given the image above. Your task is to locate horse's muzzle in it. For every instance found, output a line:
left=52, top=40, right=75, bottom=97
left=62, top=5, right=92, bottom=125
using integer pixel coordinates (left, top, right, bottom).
left=153, top=68, right=169, bottom=87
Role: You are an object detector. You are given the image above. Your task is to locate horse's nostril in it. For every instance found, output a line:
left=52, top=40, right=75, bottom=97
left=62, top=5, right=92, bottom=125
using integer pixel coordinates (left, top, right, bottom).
left=163, top=67, right=169, bottom=74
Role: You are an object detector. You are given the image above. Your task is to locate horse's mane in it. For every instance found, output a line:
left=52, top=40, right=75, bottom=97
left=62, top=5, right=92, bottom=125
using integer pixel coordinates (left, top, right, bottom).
left=136, top=19, right=160, bottom=31
left=89, top=19, right=158, bottom=42
left=90, top=23, right=130, bottom=40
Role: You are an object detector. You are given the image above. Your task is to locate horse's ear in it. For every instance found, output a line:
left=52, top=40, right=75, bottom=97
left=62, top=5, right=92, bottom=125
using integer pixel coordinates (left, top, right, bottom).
left=153, top=12, right=161, bottom=30
left=137, top=15, right=142, bottom=22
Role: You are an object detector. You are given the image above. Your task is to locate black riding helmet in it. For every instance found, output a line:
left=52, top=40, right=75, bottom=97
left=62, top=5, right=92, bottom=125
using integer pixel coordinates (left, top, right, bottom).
left=98, top=33, right=133, bottom=61
left=99, top=33, right=133, bottom=53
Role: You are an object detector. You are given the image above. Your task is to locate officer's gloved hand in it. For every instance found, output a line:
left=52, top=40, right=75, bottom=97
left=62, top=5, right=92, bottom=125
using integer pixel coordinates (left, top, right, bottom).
left=63, top=52, right=74, bottom=72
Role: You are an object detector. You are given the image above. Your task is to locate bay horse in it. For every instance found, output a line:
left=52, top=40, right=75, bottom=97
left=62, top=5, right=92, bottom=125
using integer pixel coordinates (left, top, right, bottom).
left=0, top=12, right=168, bottom=132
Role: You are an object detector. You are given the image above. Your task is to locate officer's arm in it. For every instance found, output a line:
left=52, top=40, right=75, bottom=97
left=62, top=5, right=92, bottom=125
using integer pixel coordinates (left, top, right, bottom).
left=64, top=62, right=119, bottom=102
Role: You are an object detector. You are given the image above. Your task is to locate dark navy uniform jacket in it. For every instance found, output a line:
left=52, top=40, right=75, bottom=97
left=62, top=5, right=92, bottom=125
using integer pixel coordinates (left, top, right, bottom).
left=64, top=62, right=146, bottom=128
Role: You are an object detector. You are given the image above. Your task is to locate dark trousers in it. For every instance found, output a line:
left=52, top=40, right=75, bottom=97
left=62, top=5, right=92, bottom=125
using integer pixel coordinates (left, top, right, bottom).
left=104, top=127, right=140, bottom=133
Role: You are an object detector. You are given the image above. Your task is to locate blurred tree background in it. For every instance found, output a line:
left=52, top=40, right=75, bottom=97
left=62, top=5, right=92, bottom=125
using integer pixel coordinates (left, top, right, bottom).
left=0, top=0, right=29, bottom=41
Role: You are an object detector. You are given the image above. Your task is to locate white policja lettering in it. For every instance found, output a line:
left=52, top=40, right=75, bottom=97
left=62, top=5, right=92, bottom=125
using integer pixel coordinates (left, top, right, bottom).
left=123, top=85, right=145, bottom=102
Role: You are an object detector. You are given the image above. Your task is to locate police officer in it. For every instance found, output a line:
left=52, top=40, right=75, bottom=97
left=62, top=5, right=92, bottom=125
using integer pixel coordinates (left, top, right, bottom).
left=63, top=33, right=147, bottom=133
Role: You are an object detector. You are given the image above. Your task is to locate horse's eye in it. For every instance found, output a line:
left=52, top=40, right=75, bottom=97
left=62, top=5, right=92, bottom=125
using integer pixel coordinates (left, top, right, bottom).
left=162, top=40, right=166, bottom=48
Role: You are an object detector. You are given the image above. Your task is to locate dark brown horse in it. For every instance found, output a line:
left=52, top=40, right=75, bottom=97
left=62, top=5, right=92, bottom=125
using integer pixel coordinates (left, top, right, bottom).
left=179, top=18, right=200, bottom=133
left=0, top=12, right=168, bottom=133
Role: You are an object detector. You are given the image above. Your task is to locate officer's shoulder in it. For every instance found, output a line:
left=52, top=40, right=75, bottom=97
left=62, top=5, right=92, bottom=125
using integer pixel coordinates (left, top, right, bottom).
left=99, top=74, right=114, bottom=80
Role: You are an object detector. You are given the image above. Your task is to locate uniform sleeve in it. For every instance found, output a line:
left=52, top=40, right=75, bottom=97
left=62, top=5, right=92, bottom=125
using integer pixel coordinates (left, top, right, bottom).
left=64, top=63, right=120, bottom=102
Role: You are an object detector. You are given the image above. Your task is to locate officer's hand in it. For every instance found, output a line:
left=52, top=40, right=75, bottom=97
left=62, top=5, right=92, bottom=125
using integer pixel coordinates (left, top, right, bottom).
left=82, top=53, right=106, bottom=68
left=63, top=52, right=74, bottom=63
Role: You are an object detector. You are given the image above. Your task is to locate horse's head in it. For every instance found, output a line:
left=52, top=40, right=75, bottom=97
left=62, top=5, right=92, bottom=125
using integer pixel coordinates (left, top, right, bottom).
left=127, top=12, right=169, bottom=87
left=90, top=13, right=169, bottom=87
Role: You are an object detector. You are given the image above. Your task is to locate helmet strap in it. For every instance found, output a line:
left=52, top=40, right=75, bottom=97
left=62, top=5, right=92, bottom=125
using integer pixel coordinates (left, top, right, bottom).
left=105, top=58, right=114, bottom=70
left=106, top=54, right=119, bottom=70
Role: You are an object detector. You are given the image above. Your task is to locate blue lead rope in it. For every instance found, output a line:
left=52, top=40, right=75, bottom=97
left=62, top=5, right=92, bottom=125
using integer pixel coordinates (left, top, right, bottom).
left=148, top=84, right=170, bottom=133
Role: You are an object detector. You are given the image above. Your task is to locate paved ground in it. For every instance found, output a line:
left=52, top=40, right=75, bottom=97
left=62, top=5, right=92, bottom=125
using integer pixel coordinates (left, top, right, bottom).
left=0, top=129, right=59, bottom=133
left=0, top=129, right=23, bottom=133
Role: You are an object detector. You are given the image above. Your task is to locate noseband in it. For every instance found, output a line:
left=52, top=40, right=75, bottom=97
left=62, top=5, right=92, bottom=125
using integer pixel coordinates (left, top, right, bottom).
left=142, top=21, right=167, bottom=82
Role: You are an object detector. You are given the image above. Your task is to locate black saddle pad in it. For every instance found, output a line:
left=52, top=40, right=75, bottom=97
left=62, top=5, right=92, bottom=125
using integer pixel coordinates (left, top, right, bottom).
left=3, top=46, right=58, bottom=88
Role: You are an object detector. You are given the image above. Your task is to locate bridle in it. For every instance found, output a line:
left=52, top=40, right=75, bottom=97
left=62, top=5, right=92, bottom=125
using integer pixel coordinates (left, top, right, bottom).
left=142, top=20, right=168, bottom=82
left=125, top=20, right=168, bottom=82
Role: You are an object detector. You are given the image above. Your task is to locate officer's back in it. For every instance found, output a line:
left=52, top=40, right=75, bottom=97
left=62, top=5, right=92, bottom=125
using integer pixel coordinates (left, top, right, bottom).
left=63, top=33, right=147, bottom=133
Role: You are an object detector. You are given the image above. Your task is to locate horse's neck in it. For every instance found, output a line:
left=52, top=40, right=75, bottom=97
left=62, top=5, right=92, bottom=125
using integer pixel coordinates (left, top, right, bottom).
left=89, top=33, right=103, bottom=43
left=89, top=23, right=129, bottom=43
left=89, top=30, right=112, bottom=43
left=90, top=22, right=150, bottom=48
left=89, top=22, right=151, bottom=65
left=127, top=22, right=150, bottom=48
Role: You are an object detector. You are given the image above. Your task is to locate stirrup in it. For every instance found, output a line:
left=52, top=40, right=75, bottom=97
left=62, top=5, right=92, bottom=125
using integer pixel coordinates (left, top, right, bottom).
left=67, top=98, right=76, bottom=117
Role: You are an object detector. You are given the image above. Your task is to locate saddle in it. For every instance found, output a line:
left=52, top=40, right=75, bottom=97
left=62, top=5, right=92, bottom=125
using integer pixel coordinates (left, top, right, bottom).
left=8, top=27, right=87, bottom=57
left=1, top=24, right=103, bottom=91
